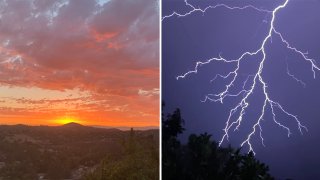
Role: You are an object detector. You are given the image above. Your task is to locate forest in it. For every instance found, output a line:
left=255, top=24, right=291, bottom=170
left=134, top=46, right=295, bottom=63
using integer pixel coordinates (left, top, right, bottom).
left=0, top=123, right=158, bottom=180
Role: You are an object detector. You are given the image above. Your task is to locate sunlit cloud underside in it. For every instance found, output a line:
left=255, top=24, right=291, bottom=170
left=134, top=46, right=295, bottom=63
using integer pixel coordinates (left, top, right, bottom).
left=0, top=0, right=159, bottom=127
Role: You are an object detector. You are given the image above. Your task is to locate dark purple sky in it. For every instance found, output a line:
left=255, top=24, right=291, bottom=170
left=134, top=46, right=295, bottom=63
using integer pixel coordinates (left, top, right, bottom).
left=162, top=0, right=320, bottom=179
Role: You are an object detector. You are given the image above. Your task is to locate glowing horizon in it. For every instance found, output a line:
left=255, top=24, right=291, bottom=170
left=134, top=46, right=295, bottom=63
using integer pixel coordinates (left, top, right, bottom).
left=0, top=0, right=159, bottom=127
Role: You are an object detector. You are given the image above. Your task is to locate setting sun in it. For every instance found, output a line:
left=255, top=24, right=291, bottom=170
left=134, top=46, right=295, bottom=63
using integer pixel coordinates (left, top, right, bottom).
left=0, top=0, right=159, bottom=128
left=55, top=117, right=81, bottom=125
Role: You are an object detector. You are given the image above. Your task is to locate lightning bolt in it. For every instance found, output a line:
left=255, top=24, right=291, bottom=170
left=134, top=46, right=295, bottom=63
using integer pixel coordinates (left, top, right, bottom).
left=163, top=0, right=319, bottom=154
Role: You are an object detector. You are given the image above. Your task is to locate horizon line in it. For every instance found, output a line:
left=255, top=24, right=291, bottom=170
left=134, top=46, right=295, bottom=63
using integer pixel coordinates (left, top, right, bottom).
left=0, top=122, right=159, bottom=130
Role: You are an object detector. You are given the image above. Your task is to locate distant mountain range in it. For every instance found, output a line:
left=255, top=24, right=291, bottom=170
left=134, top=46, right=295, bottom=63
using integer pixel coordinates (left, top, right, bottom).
left=91, top=124, right=159, bottom=131
left=0, top=122, right=159, bottom=131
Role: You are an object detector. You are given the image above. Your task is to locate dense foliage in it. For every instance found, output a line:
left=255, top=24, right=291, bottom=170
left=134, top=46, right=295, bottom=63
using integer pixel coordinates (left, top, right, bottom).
left=85, top=128, right=159, bottom=180
left=162, top=106, right=274, bottom=180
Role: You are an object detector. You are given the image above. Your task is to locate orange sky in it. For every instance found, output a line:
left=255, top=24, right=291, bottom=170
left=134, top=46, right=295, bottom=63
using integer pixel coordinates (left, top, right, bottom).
left=0, top=0, right=159, bottom=127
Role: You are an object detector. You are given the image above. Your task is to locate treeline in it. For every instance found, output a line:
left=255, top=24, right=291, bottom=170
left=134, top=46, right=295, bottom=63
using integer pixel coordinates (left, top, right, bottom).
left=84, top=128, right=159, bottom=180
left=162, top=107, right=274, bottom=180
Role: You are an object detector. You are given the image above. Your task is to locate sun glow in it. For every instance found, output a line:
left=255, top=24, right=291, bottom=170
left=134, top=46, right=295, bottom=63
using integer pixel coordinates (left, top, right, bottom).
left=55, top=116, right=81, bottom=125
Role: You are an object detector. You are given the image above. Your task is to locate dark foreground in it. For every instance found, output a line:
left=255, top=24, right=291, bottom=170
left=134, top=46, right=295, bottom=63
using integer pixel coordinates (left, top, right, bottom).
left=0, top=123, right=159, bottom=180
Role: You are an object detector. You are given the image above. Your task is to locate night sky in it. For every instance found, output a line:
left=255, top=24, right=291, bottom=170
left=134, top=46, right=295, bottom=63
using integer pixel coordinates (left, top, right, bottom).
left=162, top=0, right=320, bottom=179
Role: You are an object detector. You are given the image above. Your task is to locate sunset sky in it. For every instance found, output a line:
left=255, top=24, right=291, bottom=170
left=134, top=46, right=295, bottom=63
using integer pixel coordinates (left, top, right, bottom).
left=0, top=0, right=159, bottom=127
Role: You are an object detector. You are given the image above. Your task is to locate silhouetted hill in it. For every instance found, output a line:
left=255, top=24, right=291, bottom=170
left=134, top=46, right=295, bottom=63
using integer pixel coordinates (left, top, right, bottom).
left=62, top=122, right=84, bottom=127
left=0, top=124, right=158, bottom=179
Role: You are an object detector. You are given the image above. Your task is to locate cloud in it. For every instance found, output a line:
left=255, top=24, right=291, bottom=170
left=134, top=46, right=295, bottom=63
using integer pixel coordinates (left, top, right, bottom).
left=138, top=88, right=159, bottom=97
left=0, top=0, right=159, bottom=126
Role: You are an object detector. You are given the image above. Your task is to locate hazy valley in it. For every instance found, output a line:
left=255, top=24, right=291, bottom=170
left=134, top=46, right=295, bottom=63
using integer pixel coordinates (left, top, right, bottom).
left=0, top=123, right=159, bottom=180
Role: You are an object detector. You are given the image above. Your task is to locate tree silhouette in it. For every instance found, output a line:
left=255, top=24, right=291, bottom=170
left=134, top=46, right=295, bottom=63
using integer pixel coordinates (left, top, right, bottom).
left=162, top=107, right=185, bottom=141
left=162, top=104, right=274, bottom=180
left=162, top=103, right=185, bottom=180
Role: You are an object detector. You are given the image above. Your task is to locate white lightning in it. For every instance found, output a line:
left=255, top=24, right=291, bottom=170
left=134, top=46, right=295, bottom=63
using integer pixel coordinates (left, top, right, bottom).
left=163, top=0, right=319, bottom=154
left=285, top=57, right=306, bottom=88
left=162, top=0, right=272, bottom=21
